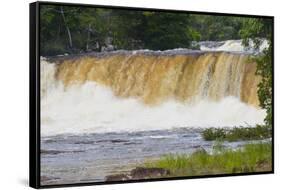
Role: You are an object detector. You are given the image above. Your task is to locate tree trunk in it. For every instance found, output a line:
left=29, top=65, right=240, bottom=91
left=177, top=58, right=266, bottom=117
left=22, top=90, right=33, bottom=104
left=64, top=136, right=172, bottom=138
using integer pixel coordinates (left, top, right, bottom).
left=86, top=23, right=91, bottom=51
left=60, top=6, right=73, bottom=49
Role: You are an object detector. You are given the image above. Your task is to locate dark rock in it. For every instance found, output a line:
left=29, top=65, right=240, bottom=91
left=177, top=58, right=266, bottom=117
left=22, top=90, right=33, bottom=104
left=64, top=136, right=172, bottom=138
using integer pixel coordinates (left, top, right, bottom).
left=105, top=174, right=131, bottom=181
left=46, top=50, right=206, bottom=64
left=105, top=167, right=171, bottom=181
left=130, top=167, right=170, bottom=179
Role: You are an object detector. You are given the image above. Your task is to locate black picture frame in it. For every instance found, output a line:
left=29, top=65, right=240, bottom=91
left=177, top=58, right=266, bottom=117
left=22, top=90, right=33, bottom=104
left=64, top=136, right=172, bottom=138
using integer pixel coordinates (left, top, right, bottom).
left=30, top=1, right=274, bottom=189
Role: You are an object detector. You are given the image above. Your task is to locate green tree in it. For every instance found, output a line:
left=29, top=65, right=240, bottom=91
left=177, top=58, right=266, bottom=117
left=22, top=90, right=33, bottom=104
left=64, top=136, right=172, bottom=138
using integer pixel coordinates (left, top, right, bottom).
left=40, top=5, right=67, bottom=55
left=110, top=9, right=146, bottom=49
left=240, top=18, right=273, bottom=127
left=190, top=15, right=244, bottom=41
left=110, top=11, right=196, bottom=50
left=141, top=12, right=194, bottom=50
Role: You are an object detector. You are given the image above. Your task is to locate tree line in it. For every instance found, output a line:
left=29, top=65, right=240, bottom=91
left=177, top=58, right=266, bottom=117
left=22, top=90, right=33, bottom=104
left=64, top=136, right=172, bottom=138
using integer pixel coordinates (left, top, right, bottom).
left=40, top=5, right=270, bottom=56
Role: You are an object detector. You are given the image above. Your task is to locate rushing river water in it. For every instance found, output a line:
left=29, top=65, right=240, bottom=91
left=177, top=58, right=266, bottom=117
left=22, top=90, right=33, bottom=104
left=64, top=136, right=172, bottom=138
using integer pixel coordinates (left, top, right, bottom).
left=41, top=128, right=261, bottom=185
left=40, top=45, right=267, bottom=186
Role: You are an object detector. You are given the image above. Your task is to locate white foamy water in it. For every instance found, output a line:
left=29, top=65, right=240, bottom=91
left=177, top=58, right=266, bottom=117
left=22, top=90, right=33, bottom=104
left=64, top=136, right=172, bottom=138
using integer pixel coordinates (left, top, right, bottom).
left=41, top=81, right=265, bottom=137
left=199, top=39, right=268, bottom=53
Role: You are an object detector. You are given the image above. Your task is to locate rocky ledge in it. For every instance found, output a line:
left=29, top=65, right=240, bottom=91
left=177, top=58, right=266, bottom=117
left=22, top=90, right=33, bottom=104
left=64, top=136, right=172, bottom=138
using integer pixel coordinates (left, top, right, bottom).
left=105, top=167, right=171, bottom=181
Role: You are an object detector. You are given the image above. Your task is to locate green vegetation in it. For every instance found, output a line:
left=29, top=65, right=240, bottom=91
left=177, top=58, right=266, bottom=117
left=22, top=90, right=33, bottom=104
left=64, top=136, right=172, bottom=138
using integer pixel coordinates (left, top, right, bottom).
left=144, top=143, right=272, bottom=176
left=241, top=18, right=273, bottom=128
left=190, top=15, right=244, bottom=41
left=202, top=125, right=272, bottom=141
left=40, top=6, right=196, bottom=55
left=40, top=5, right=271, bottom=56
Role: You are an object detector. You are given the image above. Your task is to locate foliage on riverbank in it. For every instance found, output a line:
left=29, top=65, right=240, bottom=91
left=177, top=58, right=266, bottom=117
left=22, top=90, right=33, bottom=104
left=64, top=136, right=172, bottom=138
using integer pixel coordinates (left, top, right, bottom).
left=144, top=143, right=272, bottom=177
left=241, top=18, right=273, bottom=129
left=202, top=125, right=272, bottom=141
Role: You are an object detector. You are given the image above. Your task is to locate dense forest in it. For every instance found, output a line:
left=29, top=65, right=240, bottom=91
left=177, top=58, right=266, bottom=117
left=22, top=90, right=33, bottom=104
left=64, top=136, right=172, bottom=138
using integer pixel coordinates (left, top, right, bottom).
left=40, top=5, right=270, bottom=56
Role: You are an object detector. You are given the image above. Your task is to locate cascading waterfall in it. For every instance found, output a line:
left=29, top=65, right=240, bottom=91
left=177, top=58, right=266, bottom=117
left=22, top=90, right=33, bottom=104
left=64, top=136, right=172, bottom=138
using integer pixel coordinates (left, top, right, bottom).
left=41, top=50, right=266, bottom=136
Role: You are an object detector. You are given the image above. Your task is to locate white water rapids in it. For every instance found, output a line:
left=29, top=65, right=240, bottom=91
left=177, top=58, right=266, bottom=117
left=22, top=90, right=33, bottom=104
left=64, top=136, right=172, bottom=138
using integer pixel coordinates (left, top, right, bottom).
left=40, top=40, right=267, bottom=137
left=41, top=61, right=265, bottom=137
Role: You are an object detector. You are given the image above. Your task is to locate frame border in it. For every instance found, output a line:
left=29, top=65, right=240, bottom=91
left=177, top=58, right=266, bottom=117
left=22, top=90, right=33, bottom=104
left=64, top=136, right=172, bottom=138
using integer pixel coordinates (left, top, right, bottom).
left=29, top=1, right=274, bottom=189
left=30, top=2, right=41, bottom=188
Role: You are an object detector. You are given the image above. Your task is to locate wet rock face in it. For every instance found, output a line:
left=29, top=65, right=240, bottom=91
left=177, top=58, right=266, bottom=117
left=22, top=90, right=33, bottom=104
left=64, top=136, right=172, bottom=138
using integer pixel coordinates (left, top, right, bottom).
left=105, top=167, right=171, bottom=181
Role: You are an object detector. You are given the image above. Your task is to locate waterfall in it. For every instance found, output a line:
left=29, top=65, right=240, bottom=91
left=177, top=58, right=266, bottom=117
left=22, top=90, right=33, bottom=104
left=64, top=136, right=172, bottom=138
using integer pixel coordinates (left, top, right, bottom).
left=40, top=50, right=265, bottom=136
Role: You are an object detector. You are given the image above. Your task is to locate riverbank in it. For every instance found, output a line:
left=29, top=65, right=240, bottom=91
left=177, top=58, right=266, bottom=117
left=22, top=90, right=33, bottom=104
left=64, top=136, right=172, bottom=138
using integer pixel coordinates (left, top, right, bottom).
left=41, top=128, right=263, bottom=185
left=105, top=142, right=272, bottom=181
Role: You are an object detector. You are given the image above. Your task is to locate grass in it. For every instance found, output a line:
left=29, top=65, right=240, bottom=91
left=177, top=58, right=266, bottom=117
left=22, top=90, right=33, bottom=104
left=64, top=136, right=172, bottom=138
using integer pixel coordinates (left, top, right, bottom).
left=144, top=143, right=272, bottom=177
left=202, top=125, right=272, bottom=141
